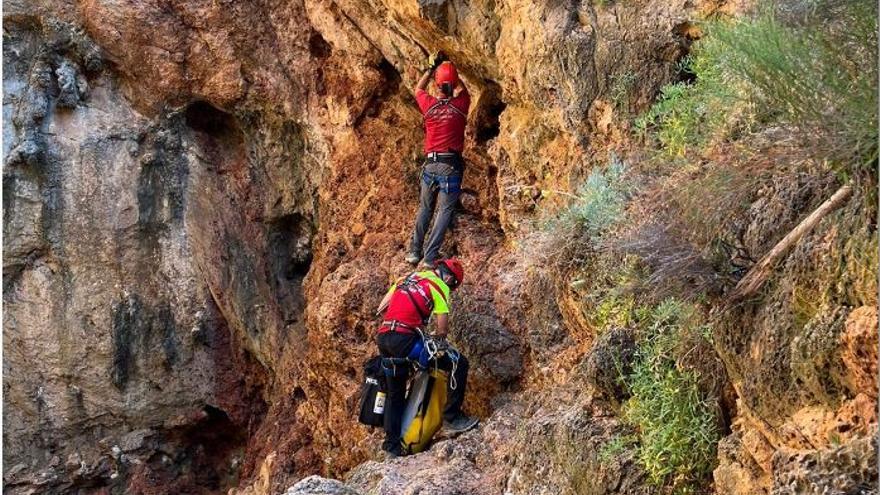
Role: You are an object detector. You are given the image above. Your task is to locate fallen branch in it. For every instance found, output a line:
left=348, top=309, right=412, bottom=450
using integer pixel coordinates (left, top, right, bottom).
left=727, top=182, right=853, bottom=303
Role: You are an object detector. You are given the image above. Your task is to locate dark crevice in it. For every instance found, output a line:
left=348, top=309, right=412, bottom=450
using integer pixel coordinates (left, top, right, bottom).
left=182, top=99, right=246, bottom=176
left=110, top=294, right=148, bottom=390
left=267, top=213, right=313, bottom=325
left=308, top=31, right=332, bottom=59
left=473, top=80, right=506, bottom=144
left=109, top=295, right=182, bottom=391
left=292, top=386, right=307, bottom=401
left=127, top=404, right=249, bottom=493
left=136, top=139, right=188, bottom=233
left=671, top=22, right=699, bottom=85
left=184, top=101, right=237, bottom=137
left=353, top=58, right=402, bottom=128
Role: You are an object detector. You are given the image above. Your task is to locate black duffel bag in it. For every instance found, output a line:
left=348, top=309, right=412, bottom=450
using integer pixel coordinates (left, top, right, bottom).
left=357, top=356, right=386, bottom=427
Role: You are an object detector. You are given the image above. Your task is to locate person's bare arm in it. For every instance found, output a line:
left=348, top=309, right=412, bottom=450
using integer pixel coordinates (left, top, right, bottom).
left=434, top=313, right=449, bottom=338
left=416, top=51, right=448, bottom=93
left=415, top=69, right=432, bottom=93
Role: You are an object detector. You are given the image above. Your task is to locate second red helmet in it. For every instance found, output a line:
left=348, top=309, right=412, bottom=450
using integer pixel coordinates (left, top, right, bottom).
left=434, top=61, right=459, bottom=89
left=436, top=258, right=464, bottom=289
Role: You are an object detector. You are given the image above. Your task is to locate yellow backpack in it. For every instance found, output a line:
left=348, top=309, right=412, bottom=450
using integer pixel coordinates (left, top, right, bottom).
left=400, top=368, right=448, bottom=454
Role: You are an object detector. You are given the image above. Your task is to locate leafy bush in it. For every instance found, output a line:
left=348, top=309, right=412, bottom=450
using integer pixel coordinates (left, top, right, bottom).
left=591, top=294, right=637, bottom=331
left=634, top=77, right=737, bottom=157
left=564, top=154, right=630, bottom=239
left=623, top=299, right=720, bottom=493
left=639, top=0, right=878, bottom=168
left=541, top=154, right=632, bottom=275
left=610, top=71, right=637, bottom=111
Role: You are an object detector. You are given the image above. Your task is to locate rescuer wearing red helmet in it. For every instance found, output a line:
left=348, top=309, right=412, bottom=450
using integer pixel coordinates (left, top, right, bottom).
left=405, top=52, right=471, bottom=267
left=374, top=257, right=478, bottom=458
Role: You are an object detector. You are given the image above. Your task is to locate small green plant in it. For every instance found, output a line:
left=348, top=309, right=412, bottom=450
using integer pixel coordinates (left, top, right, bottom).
left=610, top=71, right=637, bottom=111
left=598, top=433, right=638, bottom=464
left=623, top=299, right=720, bottom=493
left=634, top=60, right=740, bottom=156
left=591, top=294, right=636, bottom=331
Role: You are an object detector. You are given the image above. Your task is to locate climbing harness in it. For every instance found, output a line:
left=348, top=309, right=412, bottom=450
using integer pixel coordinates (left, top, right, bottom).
left=390, top=272, right=448, bottom=327
left=380, top=320, right=420, bottom=334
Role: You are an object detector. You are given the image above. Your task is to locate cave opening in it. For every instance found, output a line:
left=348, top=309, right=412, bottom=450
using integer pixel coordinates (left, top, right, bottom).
left=184, top=101, right=237, bottom=137
left=131, top=405, right=248, bottom=493
left=377, top=58, right=401, bottom=90
left=182, top=100, right=246, bottom=174
left=474, top=80, right=506, bottom=144
left=354, top=58, right=402, bottom=127
left=267, top=213, right=313, bottom=325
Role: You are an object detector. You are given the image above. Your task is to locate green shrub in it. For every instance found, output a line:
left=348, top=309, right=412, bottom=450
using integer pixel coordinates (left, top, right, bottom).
left=634, top=77, right=737, bottom=157
left=623, top=299, right=720, bottom=493
left=564, top=154, right=630, bottom=239
left=639, top=0, right=878, bottom=168
left=541, top=155, right=632, bottom=276
left=591, top=294, right=636, bottom=332
left=610, top=71, right=637, bottom=111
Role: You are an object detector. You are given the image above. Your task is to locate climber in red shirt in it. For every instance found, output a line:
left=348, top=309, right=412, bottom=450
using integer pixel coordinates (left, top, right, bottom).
left=405, top=53, right=470, bottom=267
left=375, top=258, right=478, bottom=459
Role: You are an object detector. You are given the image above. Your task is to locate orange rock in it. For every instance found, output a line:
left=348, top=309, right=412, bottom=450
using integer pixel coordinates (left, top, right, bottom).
left=840, top=306, right=878, bottom=399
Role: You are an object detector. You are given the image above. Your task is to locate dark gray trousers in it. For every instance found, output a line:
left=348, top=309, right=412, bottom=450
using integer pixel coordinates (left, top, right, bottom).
left=409, top=161, right=462, bottom=264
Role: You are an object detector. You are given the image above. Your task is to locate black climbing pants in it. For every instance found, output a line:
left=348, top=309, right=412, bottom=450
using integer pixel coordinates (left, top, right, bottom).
left=376, top=331, right=470, bottom=453
left=409, top=161, right=462, bottom=265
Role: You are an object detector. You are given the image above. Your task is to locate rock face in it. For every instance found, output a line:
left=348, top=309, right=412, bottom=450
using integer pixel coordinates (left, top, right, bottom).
left=709, top=157, right=879, bottom=494
left=345, top=386, right=649, bottom=495
left=2, top=15, right=243, bottom=493
left=285, top=475, right=361, bottom=495
left=582, top=326, right=637, bottom=404
left=2, top=1, right=876, bottom=495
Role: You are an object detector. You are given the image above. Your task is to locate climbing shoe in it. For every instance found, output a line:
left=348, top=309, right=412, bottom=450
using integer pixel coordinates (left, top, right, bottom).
left=404, top=252, right=421, bottom=265
left=441, top=414, right=479, bottom=435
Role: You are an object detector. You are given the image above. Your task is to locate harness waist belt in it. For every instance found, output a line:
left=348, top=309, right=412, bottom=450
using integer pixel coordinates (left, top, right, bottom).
left=426, top=151, right=461, bottom=161
left=379, top=320, right=421, bottom=334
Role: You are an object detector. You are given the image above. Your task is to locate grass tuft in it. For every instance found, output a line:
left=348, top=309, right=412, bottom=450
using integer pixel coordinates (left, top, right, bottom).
left=598, top=433, right=638, bottom=464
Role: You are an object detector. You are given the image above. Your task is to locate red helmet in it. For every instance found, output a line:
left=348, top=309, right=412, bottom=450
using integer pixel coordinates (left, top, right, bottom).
left=436, top=258, right=464, bottom=289
left=434, top=61, right=459, bottom=90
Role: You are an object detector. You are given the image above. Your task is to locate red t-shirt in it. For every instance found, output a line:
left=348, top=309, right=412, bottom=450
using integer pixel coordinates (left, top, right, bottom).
left=379, top=273, right=449, bottom=332
left=415, top=87, right=470, bottom=154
